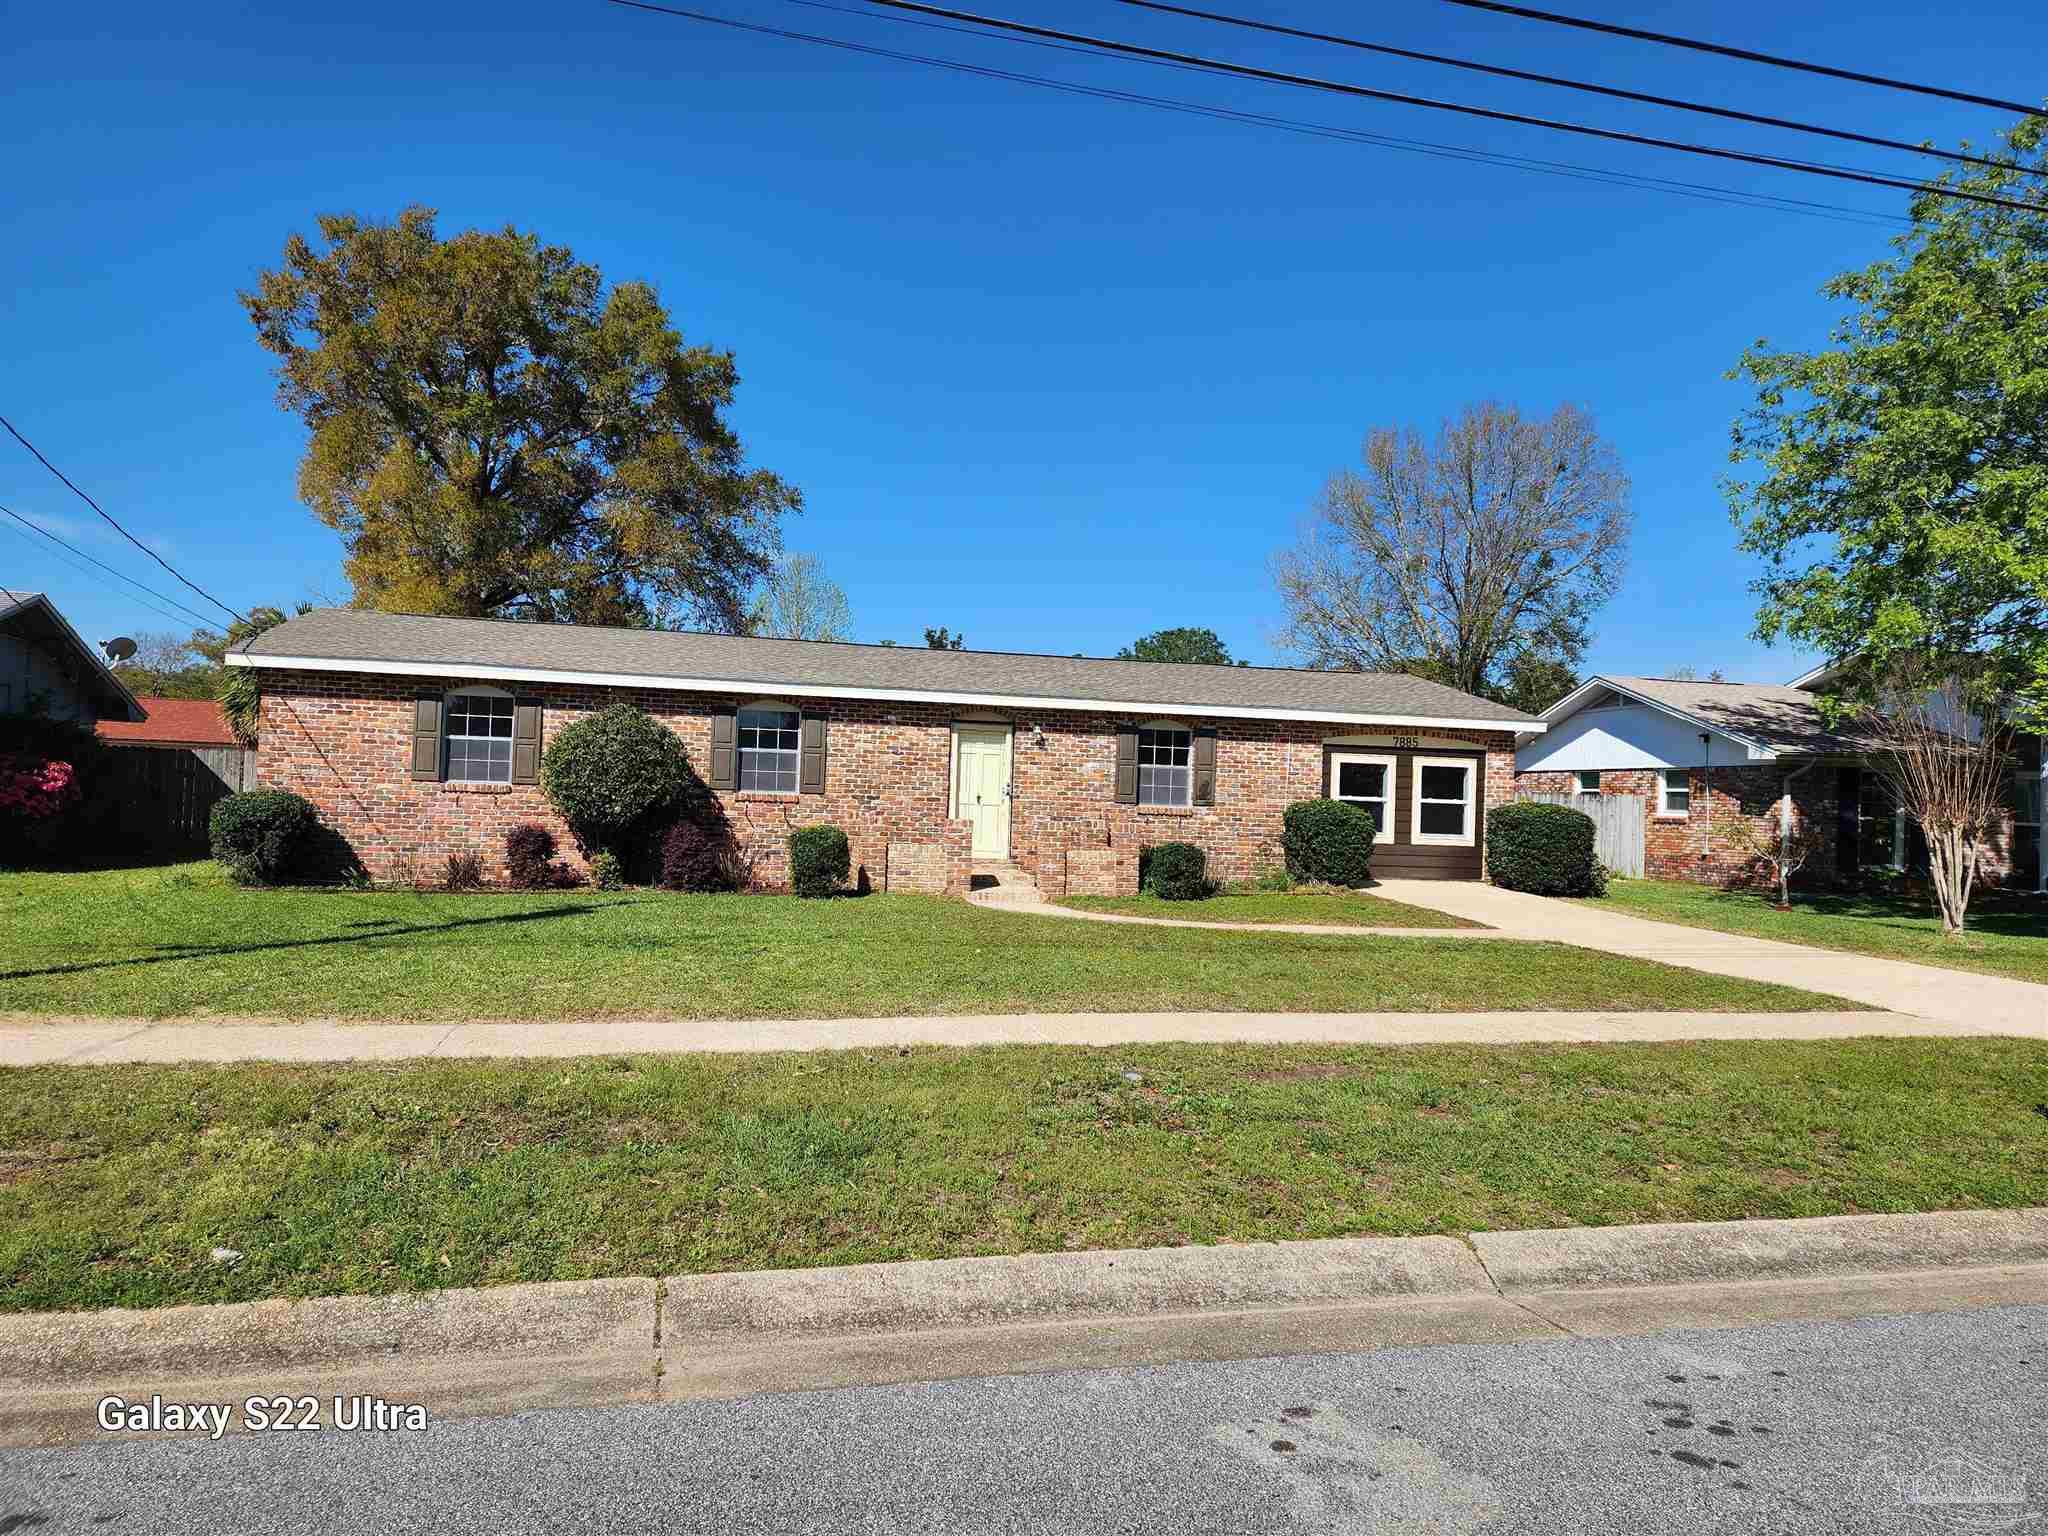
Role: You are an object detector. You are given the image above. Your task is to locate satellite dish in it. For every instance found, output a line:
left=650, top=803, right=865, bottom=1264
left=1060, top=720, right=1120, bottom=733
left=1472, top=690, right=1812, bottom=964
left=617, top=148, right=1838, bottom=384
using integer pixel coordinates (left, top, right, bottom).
left=100, top=636, right=137, bottom=664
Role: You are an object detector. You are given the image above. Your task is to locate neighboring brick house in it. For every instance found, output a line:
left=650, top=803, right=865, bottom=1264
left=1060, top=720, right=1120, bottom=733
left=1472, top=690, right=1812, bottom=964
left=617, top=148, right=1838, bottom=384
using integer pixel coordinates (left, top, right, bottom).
left=1513, top=673, right=2045, bottom=891
left=227, top=609, right=1543, bottom=893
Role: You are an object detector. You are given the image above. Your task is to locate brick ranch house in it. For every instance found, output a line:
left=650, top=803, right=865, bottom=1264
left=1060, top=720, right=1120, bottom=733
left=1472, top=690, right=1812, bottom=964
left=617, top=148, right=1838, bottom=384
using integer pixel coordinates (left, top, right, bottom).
left=228, top=609, right=1545, bottom=895
left=1513, top=671, right=2046, bottom=891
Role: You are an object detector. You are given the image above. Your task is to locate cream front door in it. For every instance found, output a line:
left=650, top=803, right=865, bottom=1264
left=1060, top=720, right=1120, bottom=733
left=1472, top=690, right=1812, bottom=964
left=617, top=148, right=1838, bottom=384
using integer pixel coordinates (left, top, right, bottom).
left=954, top=725, right=1013, bottom=859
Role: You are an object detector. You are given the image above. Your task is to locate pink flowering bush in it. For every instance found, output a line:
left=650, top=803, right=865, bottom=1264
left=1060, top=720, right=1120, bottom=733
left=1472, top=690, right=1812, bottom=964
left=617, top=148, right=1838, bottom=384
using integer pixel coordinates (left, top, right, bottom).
left=0, top=756, right=80, bottom=819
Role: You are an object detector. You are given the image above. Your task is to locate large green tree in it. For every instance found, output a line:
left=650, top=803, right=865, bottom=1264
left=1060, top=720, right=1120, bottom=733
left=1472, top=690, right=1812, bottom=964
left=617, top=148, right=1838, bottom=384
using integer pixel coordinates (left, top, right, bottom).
left=1728, top=115, right=2048, bottom=724
left=1117, top=627, right=1246, bottom=666
left=243, top=207, right=800, bottom=629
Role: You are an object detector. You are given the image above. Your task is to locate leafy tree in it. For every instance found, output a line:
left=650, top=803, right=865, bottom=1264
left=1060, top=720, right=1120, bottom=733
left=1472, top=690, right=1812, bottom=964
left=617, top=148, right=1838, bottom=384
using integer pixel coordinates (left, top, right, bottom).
left=194, top=605, right=304, bottom=744
left=924, top=626, right=965, bottom=650
left=1116, top=627, right=1246, bottom=666
left=243, top=207, right=799, bottom=629
left=748, top=554, right=851, bottom=642
left=1665, top=665, right=1728, bottom=683
left=112, top=632, right=214, bottom=698
left=1273, top=401, right=1630, bottom=701
left=1728, top=114, right=2048, bottom=726
left=1491, top=652, right=1581, bottom=716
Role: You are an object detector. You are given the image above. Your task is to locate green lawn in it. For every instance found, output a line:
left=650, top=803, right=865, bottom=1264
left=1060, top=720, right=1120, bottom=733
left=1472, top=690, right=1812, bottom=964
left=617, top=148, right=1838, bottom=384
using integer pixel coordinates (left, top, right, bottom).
left=1056, top=887, right=1484, bottom=928
left=3, top=1037, right=2042, bottom=1312
left=1587, top=877, right=2048, bottom=986
left=0, top=862, right=1856, bottom=1021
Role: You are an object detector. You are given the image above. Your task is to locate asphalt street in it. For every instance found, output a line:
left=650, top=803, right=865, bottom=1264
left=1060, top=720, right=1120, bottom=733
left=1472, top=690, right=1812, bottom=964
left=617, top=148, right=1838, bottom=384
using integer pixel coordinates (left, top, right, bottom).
left=5, top=1303, right=2044, bottom=1534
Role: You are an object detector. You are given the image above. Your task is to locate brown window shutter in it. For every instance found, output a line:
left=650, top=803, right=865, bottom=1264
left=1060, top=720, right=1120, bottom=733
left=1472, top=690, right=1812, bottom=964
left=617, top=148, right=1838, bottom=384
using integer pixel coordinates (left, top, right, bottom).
left=708, top=708, right=737, bottom=790
left=1114, top=728, right=1138, bottom=804
left=411, top=694, right=443, bottom=782
left=799, top=714, right=828, bottom=794
left=510, top=698, right=542, bottom=784
left=1191, top=727, right=1216, bottom=806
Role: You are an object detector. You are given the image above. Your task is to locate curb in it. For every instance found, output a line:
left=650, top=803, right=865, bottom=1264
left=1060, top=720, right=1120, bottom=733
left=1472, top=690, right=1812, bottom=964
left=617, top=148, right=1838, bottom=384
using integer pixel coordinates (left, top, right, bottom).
left=4, top=1211, right=2044, bottom=1447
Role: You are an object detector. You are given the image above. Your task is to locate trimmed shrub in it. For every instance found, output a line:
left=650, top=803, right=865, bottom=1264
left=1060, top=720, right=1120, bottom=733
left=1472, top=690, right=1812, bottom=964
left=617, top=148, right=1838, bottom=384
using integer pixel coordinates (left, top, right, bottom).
left=539, top=704, right=701, bottom=861
left=1142, top=841, right=1210, bottom=901
left=443, top=851, right=485, bottom=891
left=663, top=818, right=745, bottom=893
left=589, top=850, right=625, bottom=890
left=788, top=824, right=850, bottom=898
left=1486, top=800, right=1600, bottom=895
left=504, top=823, right=580, bottom=889
left=1281, top=798, right=1377, bottom=887
left=209, top=789, right=318, bottom=885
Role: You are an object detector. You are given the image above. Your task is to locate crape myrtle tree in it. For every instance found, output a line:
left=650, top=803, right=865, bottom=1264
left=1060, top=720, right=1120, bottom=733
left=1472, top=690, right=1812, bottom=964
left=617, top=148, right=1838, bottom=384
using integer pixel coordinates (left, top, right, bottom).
left=244, top=206, right=800, bottom=630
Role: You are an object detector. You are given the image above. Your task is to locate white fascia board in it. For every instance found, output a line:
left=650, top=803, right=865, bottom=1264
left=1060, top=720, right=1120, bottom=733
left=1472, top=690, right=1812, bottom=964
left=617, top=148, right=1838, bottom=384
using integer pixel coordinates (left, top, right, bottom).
left=225, top=651, right=1546, bottom=734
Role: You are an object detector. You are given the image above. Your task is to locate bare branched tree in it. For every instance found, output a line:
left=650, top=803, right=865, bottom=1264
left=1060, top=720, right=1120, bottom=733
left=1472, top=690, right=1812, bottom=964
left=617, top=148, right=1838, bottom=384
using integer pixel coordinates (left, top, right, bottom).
left=1855, top=663, right=2015, bottom=935
left=1272, top=401, right=1630, bottom=700
left=747, top=553, right=852, bottom=643
left=1736, top=808, right=1825, bottom=909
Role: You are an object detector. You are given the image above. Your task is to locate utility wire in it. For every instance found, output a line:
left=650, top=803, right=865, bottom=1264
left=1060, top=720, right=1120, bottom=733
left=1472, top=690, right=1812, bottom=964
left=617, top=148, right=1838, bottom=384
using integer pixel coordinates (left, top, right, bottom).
left=614, top=0, right=1909, bottom=226
left=1103, top=0, right=2021, bottom=174
left=1438, top=0, right=2048, bottom=120
left=0, top=510, right=214, bottom=632
left=0, top=412, right=245, bottom=625
left=0, top=501, right=220, bottom=628
left=848, top=0, right=2045, bottom=213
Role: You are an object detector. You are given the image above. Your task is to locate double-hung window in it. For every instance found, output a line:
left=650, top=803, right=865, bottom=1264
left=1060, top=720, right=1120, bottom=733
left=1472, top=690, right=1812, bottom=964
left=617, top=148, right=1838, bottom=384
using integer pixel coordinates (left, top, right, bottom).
left=1328, top=752, right=1394, bottom=840
left=444, top=692, right=514, bottom=783
left=738, top=704, right=801, bottom=793
left=1658, top=768, right=1691, bottom=817
left=1136, top=725, right=1192, bottom=807
left=1411, top=756, right=1476, bottom=846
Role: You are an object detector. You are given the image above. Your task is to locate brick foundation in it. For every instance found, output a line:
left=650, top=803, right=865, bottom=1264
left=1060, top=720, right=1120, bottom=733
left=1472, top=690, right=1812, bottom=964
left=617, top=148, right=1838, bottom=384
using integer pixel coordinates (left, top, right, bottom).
left=1061, top=847, right=1139, bottom=898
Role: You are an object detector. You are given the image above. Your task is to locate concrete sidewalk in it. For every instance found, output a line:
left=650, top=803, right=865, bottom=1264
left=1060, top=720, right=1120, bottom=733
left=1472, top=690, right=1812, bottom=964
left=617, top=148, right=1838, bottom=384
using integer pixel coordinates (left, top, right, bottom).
left=1373, top=878, right=2048, bottom=1034
left=0, top=1006, right=1986, bottom=1065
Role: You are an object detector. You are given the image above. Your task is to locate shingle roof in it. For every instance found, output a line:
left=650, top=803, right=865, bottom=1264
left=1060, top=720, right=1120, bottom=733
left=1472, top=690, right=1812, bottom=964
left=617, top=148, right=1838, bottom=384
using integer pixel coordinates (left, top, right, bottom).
left=1601, top=676, right=1867, bottom=756
left=97, top=697, right=238, bottom=748
left=234, top=608, right=1541, bottom=727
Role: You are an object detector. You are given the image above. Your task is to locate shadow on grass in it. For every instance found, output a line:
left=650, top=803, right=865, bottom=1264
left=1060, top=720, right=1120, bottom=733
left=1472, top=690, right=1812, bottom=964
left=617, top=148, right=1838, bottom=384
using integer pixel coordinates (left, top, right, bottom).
left=0, top=903, right=631, bottom=983
left=1691, top=886, right=2048, bottom=941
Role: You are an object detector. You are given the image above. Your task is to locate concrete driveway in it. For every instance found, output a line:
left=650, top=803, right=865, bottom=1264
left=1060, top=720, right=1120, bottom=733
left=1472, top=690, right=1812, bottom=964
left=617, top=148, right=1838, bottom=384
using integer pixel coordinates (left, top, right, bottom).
left=1372, top=879, right=2048, bottom=1035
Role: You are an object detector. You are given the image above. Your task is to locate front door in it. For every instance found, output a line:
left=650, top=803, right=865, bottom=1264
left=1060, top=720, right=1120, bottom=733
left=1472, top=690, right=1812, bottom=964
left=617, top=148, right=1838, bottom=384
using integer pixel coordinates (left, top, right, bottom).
left=954, top=725, right=1013, bottom=859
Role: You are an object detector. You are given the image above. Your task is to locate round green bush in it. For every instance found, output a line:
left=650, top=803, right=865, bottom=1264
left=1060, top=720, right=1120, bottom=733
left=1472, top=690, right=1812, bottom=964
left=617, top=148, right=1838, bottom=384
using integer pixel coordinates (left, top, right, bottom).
left=788, top=824, right=850, bottom=898
left=209, top=788, right=318, bottom=885
left=1143, top=841, right=1210, bottom=901
left=539, top=704, right=699, bottom=857
left=1485, top=800, right=1600, bottom=895
left=1280, top=798, right=1377, bottom=886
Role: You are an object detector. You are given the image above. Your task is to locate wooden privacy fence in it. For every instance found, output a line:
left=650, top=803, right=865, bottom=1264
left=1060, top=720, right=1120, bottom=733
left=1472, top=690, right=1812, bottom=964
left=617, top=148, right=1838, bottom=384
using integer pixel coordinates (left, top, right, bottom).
left=102, top=745, right=256, bottom=856
left=1517, top=791, right=1646, bottom=878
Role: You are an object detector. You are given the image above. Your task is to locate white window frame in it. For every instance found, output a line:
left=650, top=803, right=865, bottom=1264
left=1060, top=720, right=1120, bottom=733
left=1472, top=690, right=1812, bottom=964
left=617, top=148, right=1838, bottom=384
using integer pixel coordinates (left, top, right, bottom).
left=737, top=699, right=803, bottom=795
left=1410, top=755, right=1476, bottom=847
left=443, top=686, right=515, bottom=784
left=1576, top=769, right=1601, bottom=796
left=1327, top=751, right=1395, bottom=842
left=1135, top=720, right=1193, bottom=808
left=1657, top=768, right=1692, bottom=819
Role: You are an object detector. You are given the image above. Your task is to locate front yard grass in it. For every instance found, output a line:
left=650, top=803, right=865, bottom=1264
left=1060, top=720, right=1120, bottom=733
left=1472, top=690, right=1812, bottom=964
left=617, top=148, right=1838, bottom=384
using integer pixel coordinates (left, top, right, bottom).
left=0, top=861, right=1855, bottom=1020
left=1055, top=887, right=1484, bottom=928
left=3, top=1037, right=2042, bottom=1312
left=1586, top=877, right=2048, bottom=986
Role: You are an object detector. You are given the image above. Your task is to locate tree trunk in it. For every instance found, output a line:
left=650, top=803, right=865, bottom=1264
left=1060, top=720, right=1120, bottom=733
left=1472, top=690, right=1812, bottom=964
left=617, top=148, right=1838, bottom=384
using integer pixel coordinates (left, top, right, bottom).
left=1926, top=827, right=1972, bottom=936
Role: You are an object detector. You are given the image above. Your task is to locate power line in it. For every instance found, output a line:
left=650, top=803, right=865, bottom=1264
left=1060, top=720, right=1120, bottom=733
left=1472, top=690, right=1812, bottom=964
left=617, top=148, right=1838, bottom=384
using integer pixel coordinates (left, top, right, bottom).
left=1438, top=0, right=2048, bottom=120
left=0, top=412, right=245, bottom=624
left=1103, top=0, right=2024, bottom=174
left=614, top=0, right=1910, bottom=226
left=0, top=510, right=214, bottom=632
left=0, top=501, right=220, bottom=628
left=849, top=0, right=2047, bottom=213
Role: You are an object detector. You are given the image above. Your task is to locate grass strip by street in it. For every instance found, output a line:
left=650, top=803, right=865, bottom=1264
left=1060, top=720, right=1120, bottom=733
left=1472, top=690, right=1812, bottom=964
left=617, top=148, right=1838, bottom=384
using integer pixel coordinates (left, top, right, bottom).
left=1584, top=877, right=2048, bottom=985
left=4, top=1037, right=2043, bottom=1314
left=0, top=862, right=1852, bottom=1020
left=1053, top=888, right=1484, bottom=928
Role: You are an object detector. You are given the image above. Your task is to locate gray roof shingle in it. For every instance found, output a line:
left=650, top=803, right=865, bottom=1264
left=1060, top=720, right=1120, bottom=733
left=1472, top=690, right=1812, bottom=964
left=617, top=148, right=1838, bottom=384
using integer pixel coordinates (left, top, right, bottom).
left=235, top=608, right=1540, bottom=726
left=1601, top=675, right=1866, bottom=755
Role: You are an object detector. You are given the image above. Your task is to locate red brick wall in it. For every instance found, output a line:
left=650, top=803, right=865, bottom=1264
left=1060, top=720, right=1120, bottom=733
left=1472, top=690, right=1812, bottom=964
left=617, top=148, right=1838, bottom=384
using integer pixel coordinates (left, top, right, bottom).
left=257, top=668, right=1518, bottom=889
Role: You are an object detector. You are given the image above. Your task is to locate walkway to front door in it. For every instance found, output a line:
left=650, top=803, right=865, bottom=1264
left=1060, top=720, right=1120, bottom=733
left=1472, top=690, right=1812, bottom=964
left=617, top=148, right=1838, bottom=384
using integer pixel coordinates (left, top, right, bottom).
left=953, top=724, right=1013, bottom=860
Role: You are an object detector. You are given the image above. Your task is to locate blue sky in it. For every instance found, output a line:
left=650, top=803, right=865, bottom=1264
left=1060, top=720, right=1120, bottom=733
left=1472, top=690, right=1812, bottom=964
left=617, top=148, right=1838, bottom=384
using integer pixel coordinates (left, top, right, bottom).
left=3, top=0, right=2041, bottom=682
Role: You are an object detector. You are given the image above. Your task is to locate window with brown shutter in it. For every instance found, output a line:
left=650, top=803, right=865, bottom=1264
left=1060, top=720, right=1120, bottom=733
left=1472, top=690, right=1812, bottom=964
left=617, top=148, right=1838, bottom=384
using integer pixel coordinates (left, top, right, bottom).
left=708, top=709, right=737, bottom=791
left=1113, top=728, right=1138, bottom=804
left=411, top=695, right=443, bottom=782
